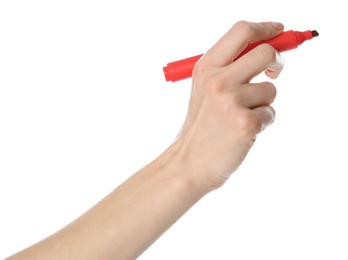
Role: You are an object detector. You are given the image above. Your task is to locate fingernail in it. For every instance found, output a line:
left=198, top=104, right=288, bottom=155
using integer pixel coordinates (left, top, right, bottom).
left=275, top=51, right=285, bottom=67
left=271, top=22, right=284, bottom=30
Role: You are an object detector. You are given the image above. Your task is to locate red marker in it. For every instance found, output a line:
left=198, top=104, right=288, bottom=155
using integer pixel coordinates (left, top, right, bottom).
left=163, top=30, right=319, bottom=82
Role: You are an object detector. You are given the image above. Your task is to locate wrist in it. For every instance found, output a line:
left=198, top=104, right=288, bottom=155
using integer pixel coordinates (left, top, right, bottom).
left=156, top=141, right=216, bottom=198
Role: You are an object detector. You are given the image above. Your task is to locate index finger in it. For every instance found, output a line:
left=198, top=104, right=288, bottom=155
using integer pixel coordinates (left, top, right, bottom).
left=226, top=43, right=285, bottom=83
left=203, top=21, right=284, bottom=67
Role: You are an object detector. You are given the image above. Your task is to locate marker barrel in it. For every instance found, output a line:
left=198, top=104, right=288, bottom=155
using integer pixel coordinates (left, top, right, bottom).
left=163, top=30, right=315, bottom=82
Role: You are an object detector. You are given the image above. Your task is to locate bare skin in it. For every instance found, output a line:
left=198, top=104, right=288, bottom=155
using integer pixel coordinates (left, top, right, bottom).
left=7, top=21, right=284, bottom=260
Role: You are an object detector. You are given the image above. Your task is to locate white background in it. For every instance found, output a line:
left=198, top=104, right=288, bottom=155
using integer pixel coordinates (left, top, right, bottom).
left=1, top=1, right=347, bottom=259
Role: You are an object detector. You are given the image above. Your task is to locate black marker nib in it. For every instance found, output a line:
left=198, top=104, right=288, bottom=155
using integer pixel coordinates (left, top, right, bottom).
left=311, top=30, right=319, bottom=37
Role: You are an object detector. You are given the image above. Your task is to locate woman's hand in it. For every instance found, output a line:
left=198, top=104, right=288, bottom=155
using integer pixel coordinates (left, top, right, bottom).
left=174, top=21, right=285, bottom=192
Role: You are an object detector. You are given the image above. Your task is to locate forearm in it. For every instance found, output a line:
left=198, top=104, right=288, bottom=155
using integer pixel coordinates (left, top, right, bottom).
left=7, top=21, right=284, bottom=260
left=7, top=143, right=206, bottom=260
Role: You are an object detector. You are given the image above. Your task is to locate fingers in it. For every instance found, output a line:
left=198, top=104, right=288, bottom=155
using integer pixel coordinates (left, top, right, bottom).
left=203, top=21, right=284, bottom=67
left=253, top=105, right=276, bottom=133
left=230, top=82, right=277, bottom=135
left=239, top=82, right=277, bottom=108
left=226, top=44, right=285, bottom=83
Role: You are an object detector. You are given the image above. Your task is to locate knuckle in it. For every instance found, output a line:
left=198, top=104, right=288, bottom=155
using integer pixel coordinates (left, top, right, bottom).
left=192, top=60, right=207, bottom=78
left=233, top=20, right=254, bottom=37
left=236, top=110, right=261, bottom=134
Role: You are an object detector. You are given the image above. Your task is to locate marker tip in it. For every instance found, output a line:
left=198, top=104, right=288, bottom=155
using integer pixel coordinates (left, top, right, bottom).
left=311, top=30, right=319, bottom=37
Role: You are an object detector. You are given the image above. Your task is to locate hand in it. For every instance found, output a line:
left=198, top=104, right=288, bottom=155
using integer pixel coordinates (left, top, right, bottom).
left=173, top=21, right=285, bottom=192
